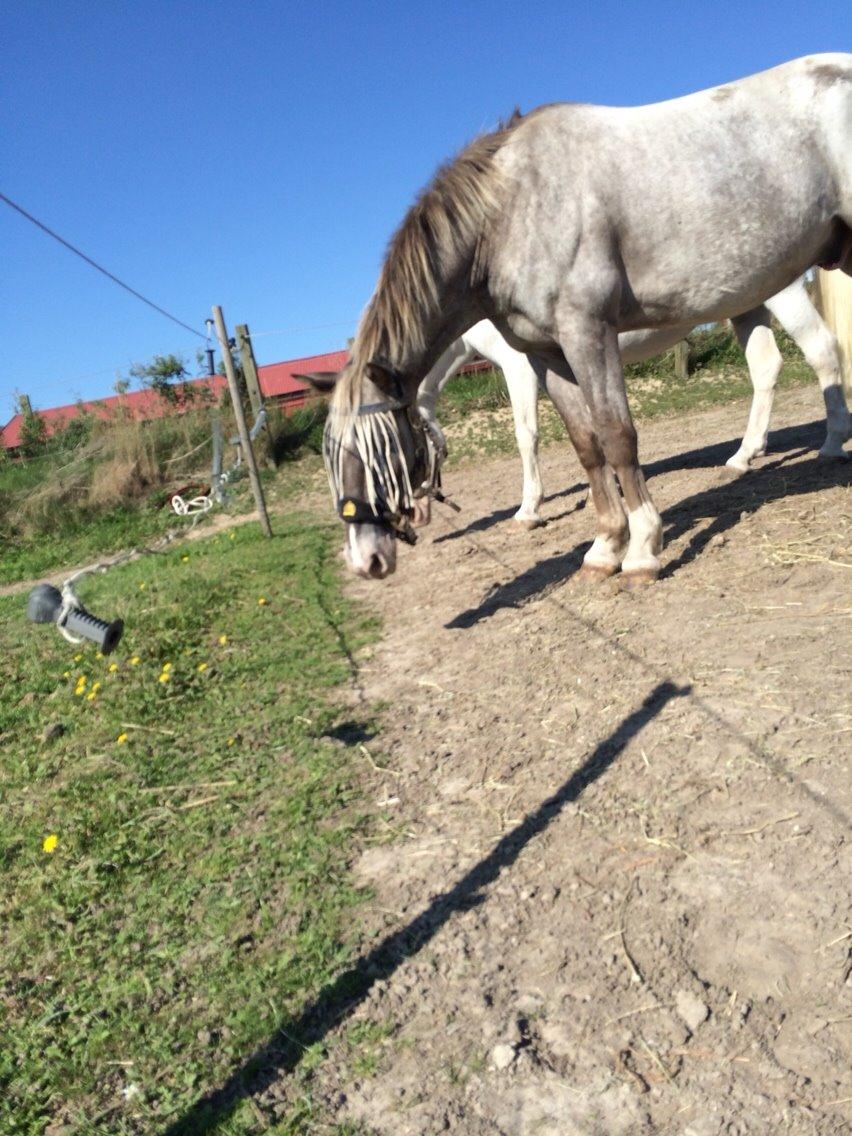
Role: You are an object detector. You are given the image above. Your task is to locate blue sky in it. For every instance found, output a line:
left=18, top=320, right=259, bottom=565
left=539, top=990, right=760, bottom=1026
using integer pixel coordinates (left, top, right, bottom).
left=2, top=0, right=849, bottom=423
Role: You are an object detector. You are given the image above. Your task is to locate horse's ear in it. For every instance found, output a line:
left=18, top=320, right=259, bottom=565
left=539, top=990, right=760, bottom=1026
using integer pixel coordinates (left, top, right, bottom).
left=365, top=358, right=402, bottom=395
left=294, top=371, right=339, bottom=396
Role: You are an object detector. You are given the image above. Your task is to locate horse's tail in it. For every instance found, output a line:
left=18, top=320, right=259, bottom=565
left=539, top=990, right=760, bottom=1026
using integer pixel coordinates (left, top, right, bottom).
left=815, top=268, right=852, bottom=392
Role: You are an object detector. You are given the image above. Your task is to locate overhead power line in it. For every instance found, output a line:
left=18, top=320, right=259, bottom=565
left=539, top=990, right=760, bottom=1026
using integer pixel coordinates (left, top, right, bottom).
left=250, top=320, right=356, bottom=339
left=0, top=191, right=205, bottom=339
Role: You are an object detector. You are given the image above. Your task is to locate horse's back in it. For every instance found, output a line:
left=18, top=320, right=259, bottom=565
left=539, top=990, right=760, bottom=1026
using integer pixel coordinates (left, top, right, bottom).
left=508, top=54, right=851, bottom=156
left=494, top=55, right=851, bottom=327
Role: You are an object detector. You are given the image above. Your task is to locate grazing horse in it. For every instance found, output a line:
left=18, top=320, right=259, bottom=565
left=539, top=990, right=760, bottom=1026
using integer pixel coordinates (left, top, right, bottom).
left=303, top=55, right=852, bottom=581
left=417, top=276, right=852, bottom=529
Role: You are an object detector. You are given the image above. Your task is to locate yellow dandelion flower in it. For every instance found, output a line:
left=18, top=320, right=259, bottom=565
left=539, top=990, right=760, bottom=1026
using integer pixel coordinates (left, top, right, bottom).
left=108, top=662, right=119, bottom=673
left=162, top=662, right=172, bottom=672
left=158, top=672, right=170, bottom=684
left=228, top=532, right=235, bottom=540
left=181, top=554, right=189, bottom=562
left=73, top=653, right=82, bottom=662
left=63, top=670, right=71, bottom=679
left=117, top=732, right=128, bottom=744
left=226, top=737, right=235, bottom=747
left=257, top=597, right=267, bottom=606
left=96, top=651, right=103, bottom=660
left=91, top=681, right=101, bottom=692
left=139, top=582, right=146, bottom=591
left=218, top=634, right=228, bottom=646
left=43, top=834, right=58, bottom=854
left=129, top=656, right=140, bottom=666
left=86, top=691, right=97, bottom=702
left=197, top=662, right=208, bottom=672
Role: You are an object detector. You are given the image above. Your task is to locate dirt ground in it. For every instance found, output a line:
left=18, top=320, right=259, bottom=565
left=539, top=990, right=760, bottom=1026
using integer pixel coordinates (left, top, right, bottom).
left=292, top=385, right=851, bottom=1136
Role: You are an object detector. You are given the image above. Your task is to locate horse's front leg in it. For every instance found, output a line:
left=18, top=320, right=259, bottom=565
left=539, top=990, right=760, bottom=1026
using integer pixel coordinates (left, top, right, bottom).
left=503, top=354, right=545, bottom=527
left=558, top=313, right=663, bottom=584
left=416, top=337, right=474, bottom=459
left=542, top=370, right=628, bottom=578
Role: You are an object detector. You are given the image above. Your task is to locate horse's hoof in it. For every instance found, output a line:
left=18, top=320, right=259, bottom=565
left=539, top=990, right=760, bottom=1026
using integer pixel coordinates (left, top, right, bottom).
left=817, top=447, right=849, bottom=461
left=514, top=515, right=546, bottom=531
left=722, top=459, right=749, bottom=477
left=577, top=561, right=618, bottom=583
left=619, top=567, right=659, bottom=589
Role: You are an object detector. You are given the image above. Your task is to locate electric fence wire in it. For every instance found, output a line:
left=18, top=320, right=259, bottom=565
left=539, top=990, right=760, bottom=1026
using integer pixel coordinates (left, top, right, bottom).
left=0, top=191, right=205, bottom=339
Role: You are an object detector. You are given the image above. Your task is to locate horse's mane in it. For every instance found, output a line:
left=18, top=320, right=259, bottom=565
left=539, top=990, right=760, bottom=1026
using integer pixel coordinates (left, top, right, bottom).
left=334, top=111, right=524, bottom=416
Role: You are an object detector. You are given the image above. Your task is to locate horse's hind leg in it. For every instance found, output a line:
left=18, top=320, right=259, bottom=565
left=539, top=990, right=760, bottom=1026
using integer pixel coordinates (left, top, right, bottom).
left=766, top=282, right=851, bottom=459
left=556, top=312, right=662, bottom=583
left=542, top=369, right=628, bottom=579
left=726, top=306, right=782, bottom=471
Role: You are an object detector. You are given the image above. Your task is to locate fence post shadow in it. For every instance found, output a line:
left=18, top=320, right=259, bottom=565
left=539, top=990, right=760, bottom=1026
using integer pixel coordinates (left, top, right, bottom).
left=164, top=679, right=688, bottom=1135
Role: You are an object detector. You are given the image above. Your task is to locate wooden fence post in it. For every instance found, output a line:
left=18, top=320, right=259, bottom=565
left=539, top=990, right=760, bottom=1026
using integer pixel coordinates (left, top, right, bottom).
left=235, top=324, right=264, bottom=417
left=674, top=340, right=689, bottom=381
left=235, top=323, right=275, bottom=467
left=212, top=306, right=273, bottom=538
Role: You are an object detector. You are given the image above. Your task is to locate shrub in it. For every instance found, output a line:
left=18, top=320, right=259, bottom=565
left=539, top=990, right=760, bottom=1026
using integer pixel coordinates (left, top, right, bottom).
left=18, top=408, right=48, bottom=457
left=269, top=400, right=328, bottom=462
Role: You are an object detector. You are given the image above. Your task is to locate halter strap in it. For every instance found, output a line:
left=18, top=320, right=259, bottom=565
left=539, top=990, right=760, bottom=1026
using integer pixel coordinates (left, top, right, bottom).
left=352, top=397, right=409, bottom=415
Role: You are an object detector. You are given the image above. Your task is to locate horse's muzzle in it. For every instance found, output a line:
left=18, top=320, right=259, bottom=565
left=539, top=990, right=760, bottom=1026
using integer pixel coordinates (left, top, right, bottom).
left=344, top=523, right=398, bottom=579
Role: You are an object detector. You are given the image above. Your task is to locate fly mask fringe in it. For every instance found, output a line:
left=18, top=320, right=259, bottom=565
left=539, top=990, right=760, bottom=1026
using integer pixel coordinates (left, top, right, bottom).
left=324, top=410, right=416, bottom=517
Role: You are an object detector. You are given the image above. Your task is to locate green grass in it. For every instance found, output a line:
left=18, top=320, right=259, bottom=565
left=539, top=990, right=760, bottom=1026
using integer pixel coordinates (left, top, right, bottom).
left=0, top=454, right=328, bottom=589
left=0, top=507, right=186, bottom=588
left=0, top=517, right=380, bottom=1135
left=0, top=397, right=327, bottom=589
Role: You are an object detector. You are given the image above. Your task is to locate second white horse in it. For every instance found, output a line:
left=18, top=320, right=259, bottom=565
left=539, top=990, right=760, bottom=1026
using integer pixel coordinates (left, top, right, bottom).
left=418, top=276, right=851, bottom=528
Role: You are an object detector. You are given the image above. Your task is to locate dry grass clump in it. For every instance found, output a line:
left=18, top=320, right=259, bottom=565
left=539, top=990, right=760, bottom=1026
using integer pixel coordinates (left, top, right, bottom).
left=7, top=408, right=219, bottom=535
left=85, top=417, right=162, bottom=508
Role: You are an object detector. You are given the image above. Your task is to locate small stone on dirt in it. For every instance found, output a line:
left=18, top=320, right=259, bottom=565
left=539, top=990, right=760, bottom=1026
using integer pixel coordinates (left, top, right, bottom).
left=42, top=722, right=66, bottom=742
left=675, top=989, right=710, bottom=1033
left=491, top=1042, right=517, bottom=1070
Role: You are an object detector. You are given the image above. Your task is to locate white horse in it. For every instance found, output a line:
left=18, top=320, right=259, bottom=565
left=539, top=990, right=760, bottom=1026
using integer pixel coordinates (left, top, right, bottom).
left=417, top=276, right=852, bottom=528
left=305, top=55, right=852, bottom=582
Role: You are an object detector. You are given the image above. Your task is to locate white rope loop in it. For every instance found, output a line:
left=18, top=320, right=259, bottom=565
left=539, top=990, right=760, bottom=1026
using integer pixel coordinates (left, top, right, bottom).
left=57, top=582, right=85, bottom=645
left=170, top=494, right=213, bottom=517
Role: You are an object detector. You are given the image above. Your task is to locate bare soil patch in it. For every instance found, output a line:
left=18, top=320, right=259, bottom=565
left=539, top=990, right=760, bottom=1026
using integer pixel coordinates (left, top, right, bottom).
left=304, top=386, right=851, bottom=1135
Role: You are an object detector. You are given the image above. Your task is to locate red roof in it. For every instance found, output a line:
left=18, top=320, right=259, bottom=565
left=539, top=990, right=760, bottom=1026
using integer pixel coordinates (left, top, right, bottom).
left=258, top=349, right=347, bottom=400
left=1, top=376, right=229, bottom=450
left=1, top=345, right=490, bottom=450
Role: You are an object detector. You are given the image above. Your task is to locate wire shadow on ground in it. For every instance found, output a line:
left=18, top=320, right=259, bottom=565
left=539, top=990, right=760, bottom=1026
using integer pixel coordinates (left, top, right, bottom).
left=163, top=680, right=686, bottom=1135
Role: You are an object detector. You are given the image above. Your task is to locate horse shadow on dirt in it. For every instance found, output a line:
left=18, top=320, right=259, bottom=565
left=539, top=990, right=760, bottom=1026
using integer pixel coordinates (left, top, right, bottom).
left=322, top=720, right=377, bottom=746
left=445, top=420, right=849, bottom=629
left=433, top=485, right=587, bottom=543
left=163, top=680, right=686, bottom=1135
left=435, top=416, right=831, bottom=545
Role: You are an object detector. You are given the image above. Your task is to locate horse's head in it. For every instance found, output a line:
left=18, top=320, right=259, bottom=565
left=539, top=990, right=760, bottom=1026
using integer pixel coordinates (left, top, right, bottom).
left=298, top=361, right=438, bottom=580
